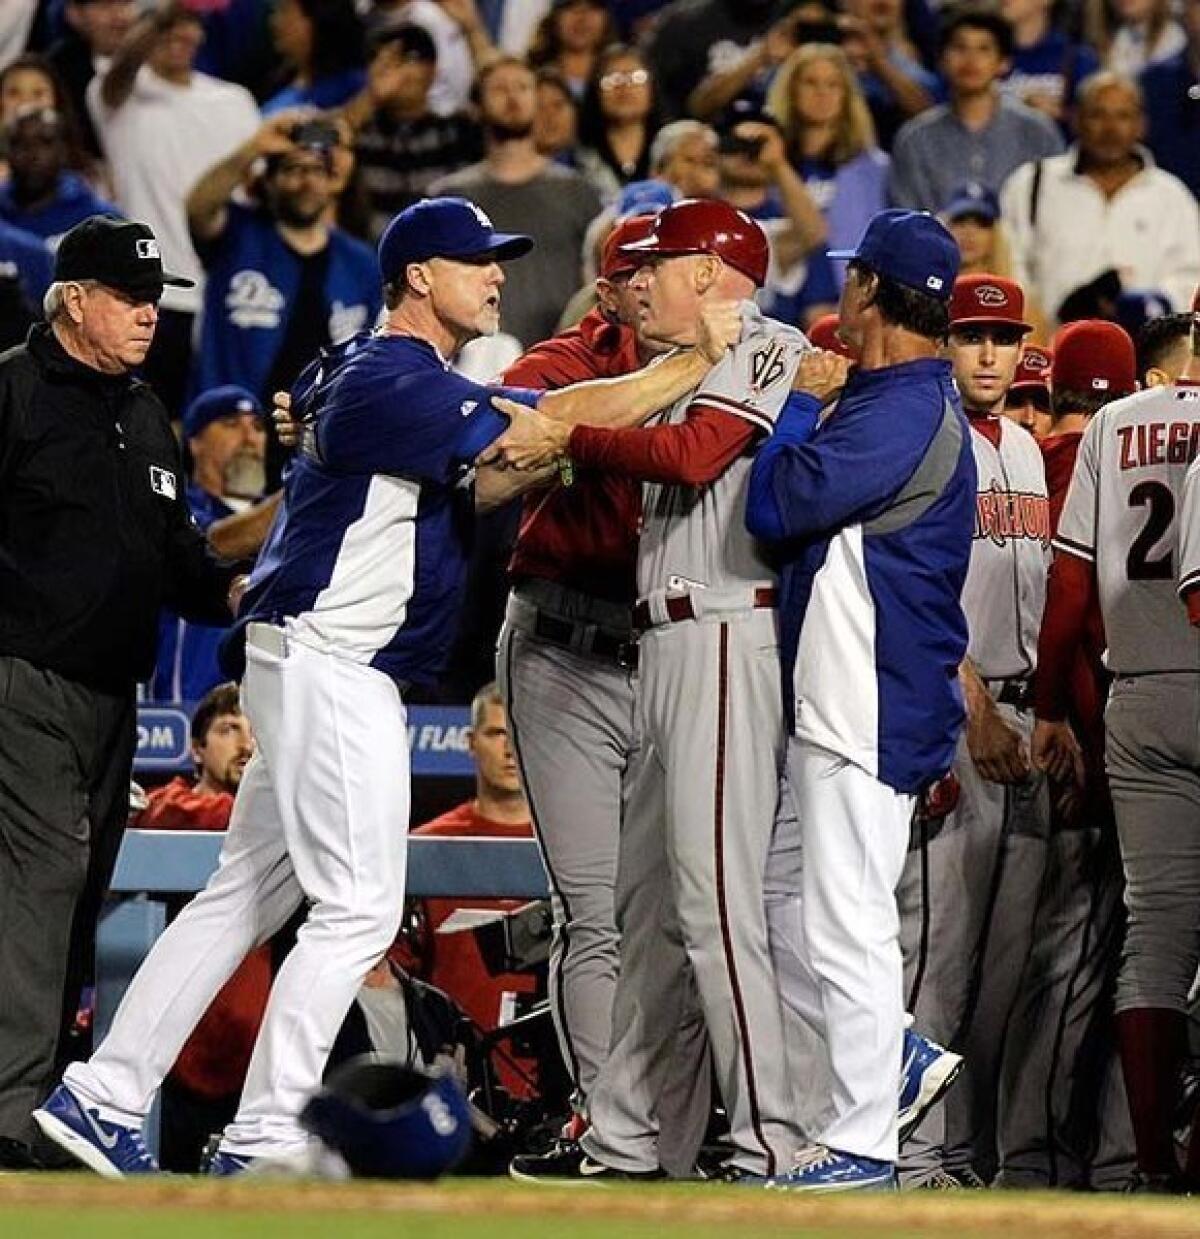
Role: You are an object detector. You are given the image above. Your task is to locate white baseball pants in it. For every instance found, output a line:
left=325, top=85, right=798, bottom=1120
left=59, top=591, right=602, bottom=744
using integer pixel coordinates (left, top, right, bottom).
left=65, top=627, right=409, bottom=1157
left=769, top=738, right=914, bottom=1164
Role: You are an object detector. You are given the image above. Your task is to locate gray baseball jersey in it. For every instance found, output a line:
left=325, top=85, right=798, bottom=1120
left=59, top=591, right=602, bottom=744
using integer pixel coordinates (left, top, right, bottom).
left=961, top=418, right=1051, bottom=679
left=1055, top=385, right=1200, bottom=673
left=637, top=301, right=807, bottom=601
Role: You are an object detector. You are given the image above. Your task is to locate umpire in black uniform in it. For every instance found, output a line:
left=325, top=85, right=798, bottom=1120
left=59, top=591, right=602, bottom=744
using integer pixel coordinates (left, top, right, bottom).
left=0, top=216, right=239, bottom=1167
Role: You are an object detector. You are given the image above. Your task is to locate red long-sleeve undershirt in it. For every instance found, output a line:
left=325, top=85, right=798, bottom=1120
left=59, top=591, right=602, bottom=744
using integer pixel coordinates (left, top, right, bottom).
left=567, top=404, right=757, bottom=487
left=1034, top=550, right=1097, bottom=720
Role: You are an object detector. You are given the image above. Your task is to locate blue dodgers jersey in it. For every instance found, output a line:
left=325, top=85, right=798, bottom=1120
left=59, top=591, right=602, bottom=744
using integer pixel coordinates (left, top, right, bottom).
left=747, top=359, right=976, bottom=793
left=193, top=205, right=382, bottom=400
left=222, top=333, right=537, bottom=687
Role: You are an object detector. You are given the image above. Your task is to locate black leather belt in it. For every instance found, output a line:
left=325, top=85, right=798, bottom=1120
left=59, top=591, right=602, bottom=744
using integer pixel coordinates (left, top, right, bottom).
left=992, top=678, right=1034, bottom=710
left=632, top=587, right=778, bottom=632
left=532, top=612, right=638, bottom=669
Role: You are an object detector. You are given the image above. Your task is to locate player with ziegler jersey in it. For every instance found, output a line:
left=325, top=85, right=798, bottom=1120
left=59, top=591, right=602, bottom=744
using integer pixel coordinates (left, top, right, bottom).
left=1036, top=286, right=1200, bottom=1194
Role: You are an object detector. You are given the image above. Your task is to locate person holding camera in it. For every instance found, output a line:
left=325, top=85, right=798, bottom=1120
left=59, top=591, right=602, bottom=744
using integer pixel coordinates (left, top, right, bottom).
left=185, top=112, right=381, bottom=409
left=86, top=1, right=261, bottom=417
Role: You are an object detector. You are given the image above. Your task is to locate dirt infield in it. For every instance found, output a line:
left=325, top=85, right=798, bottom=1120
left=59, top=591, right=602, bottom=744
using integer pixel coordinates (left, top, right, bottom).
left=3, top=1176, right=1200, bottom=1239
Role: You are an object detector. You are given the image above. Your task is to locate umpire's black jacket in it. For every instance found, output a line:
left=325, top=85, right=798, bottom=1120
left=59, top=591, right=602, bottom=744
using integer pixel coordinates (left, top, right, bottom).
left=0, top=323, right=236, bottom=693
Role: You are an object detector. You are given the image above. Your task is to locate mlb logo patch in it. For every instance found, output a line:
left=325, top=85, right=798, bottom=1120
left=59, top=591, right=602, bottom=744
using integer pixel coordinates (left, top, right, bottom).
left=148, top=465, right=177, bottom=499
left=926, top=275, right=944, bottom=291
left=1091, top=377, right=1110, bottom=391
left=135, top=239, right=160, bottom=260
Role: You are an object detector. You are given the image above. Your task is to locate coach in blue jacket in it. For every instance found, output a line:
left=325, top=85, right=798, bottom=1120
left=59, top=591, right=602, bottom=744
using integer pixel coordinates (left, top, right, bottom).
left=746, top=210, right=976, bottom=1192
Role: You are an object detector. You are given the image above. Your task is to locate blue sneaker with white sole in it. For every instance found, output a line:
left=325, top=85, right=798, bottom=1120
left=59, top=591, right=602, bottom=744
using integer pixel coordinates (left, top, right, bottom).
left=898, top=1027, right=964, bottom=1142
left=32, top=1083, right=158, bottom=1178
left=769, top=1145, right=896, bottom=1192
left=202, top=1148, right=258, bottom=1177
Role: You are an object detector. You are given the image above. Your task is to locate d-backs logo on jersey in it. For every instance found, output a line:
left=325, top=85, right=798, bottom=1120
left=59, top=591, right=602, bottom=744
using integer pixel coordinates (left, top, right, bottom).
left=975, top=482, right=1051, bottom=548
left=750, top=339, right=790, bottom=392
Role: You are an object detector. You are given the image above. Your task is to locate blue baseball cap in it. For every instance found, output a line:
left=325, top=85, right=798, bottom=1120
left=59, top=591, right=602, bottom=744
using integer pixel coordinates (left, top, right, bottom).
left=941, top=182, right=1000, bottom=224
left=184, top=385, right=263, bottom=440
left=827, top=209, right=959, bottom=300
left=615, top=178, right=676, bottom=219
left=378, top=197, right=533, bottom=283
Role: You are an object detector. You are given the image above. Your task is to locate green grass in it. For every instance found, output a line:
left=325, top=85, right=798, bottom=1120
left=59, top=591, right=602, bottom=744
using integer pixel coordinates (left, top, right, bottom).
left=1, top=1210, right=939, bottom=1239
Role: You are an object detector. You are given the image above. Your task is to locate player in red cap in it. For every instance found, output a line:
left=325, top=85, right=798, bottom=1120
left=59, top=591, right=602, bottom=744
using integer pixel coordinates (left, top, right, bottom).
left=1000, top=319, right=1139, bottom=1189
left=1003, top=344, right=1053, bottom=438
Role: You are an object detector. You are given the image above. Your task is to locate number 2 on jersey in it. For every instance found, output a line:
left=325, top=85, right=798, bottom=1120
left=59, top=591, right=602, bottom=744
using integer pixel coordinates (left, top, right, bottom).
left=1126, top=480, right=1175, bottom=580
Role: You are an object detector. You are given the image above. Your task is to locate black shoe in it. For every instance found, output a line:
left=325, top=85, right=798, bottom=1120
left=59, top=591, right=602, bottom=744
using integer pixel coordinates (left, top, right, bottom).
left=509, top=1140, right=664, bottom=1184
left=0, top=1137, right=45, bottom=1171
left=911, top=1166, right=987, bottom=1190
left=1126, top=1171, right=1188, bottom=1195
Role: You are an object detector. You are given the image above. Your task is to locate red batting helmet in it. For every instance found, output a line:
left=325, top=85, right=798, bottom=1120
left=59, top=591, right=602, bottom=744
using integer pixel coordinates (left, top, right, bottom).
left=600, top=213, right=656, bottom=281
left=949, top=274, right=1032, bottom=332
left=807, top=313, right=857, bottom=360
left=1051, top=319, right=1137, bottom=398
left=619, top=197, right=770, bottom=287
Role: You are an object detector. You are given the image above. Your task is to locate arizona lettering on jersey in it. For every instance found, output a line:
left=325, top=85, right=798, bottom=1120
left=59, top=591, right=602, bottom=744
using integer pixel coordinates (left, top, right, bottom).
left=961, top=417, right=1049, bottom=679
left=1056, top=384, right=1200, bottom=674
left=974, top=482, right=1052, bottom=548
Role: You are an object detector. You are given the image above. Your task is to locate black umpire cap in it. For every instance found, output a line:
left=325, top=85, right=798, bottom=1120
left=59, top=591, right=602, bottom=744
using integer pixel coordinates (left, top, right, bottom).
left=55, top=215, right=195, bottom=302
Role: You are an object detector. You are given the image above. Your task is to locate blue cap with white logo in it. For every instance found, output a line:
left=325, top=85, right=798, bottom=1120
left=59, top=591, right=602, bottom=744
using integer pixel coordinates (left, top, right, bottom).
left=184, top=384, right=263, bottom=440
left=378, top=197, right=533, bottom=283
left=827, top=209, right=959, bottom=300
left=941, top=182, right=1000, bottom=224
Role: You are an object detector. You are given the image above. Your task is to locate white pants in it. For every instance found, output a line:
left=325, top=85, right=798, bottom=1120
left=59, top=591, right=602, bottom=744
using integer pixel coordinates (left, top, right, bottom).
left=768, top=739, right=914, bottom=1163
left=65, top=631, right=410, bottom=1156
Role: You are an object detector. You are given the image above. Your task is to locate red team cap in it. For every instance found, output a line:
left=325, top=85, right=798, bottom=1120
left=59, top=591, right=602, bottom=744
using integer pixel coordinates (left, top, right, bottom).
left=807, top=313, right=856, bottom=359
left=619, top=198, right=770, bottom=288
left=1051, top=319, right=1137, bottom=397
left=1009, top=344, right=1053, bottom=395
left=600, top=213, right=657, bottom=281
left=948, top=274, right=1032, bottom=332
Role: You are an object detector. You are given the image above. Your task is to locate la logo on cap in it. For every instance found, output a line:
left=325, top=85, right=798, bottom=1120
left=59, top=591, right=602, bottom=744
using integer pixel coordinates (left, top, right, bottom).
left=975, top=284, right=1008, bottom=306
left=135, top=239, right=160, bottom=260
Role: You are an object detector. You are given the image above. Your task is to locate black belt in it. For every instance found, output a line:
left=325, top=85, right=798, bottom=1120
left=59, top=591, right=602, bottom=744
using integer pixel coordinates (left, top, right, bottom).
left=532, top=612, right=638, bottom=669
left=632, top=587, right=778, bottom=632
left=992, top=678, right=1034, bottom=710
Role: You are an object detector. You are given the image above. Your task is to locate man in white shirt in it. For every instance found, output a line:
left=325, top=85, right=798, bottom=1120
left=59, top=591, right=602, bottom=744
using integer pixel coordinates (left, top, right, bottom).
left=1001, top=71, right=1200, bottom=328
left=87, top=1, right=260, bottom=416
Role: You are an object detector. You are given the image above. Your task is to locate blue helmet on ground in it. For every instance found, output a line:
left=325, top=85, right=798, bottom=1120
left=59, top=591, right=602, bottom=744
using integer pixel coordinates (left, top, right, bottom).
left=300, top=1056, right=472, bottom=1179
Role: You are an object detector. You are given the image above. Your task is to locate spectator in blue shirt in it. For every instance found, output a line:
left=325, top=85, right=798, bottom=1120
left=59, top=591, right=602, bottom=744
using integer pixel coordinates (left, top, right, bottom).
left=186, top=114, right=382, bottom=408
left=0, top=107, right=118, bottom=248
left=262, top=0, right=366, bottom=115
left=1000, top=0, right=1101, bottom=127
left=1139, top=0, right=1200, bottom=198
left=151, top=386, right=268, bottom=703
left=0, top=214, right=52, bottom=315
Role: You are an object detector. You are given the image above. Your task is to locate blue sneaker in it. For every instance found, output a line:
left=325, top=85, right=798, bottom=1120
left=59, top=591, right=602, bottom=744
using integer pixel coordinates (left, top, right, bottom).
left=769, top=1145, right=896, bottom=1192
left=898, top=1028, right=963, bottom=1142
left=202, top=1148, right=258, bottom=1177
left=32, top=1083, right=158, bottom=1178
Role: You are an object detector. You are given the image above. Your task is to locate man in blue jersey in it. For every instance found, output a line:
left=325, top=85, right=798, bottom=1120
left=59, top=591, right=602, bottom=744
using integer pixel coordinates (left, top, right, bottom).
left=33, top=195, right=739, bottom=1177
left=746, top=209, right=976, bottom=1191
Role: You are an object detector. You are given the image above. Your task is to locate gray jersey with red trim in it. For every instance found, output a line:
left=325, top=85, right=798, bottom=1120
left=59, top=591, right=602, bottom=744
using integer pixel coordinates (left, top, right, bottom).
left=1055, top=385, right=1200, bottom=674
left=637, top=302, right=809, bottom=600
left=961, top=418, right=1050, bottom=679
left=1179, top=445, right=1200, bottom=603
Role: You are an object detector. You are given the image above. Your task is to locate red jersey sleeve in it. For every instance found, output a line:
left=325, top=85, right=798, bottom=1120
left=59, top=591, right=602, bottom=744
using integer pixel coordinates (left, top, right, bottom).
left=568, top=405, right=757, bottom=486
left=1034, top=551, right=1097, bottom=721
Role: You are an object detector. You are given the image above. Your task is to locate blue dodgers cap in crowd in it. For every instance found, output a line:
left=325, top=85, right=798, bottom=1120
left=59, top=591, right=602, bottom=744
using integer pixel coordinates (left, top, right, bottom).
left=615, top=178, right=675, bottom=219
left=941, top=182, right=1000, bottom=224
left=378, top=197, right=533, bottom=283
left=184, top=385, right=263, bottom=440
left=827, top=209, right=960, bottom=300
